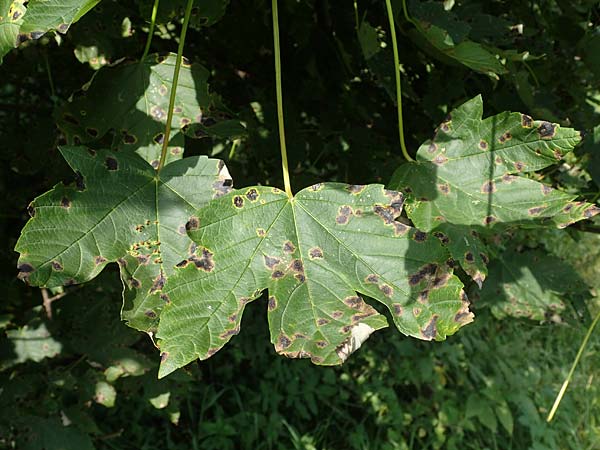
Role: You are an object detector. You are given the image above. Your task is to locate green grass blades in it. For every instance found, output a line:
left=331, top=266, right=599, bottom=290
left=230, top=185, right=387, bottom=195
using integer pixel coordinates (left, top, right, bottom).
left=14, top=147, right=232, bottom=333
left=156, top=183, right=473, bottom=378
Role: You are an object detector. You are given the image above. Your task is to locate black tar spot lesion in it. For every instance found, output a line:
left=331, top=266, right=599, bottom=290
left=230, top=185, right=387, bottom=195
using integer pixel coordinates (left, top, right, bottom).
left=105, top=157, right=118, bottom=171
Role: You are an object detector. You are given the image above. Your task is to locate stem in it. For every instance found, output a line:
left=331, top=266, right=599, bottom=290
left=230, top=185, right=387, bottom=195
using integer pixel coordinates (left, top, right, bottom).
left=385, top=0, right=414, bottom=162
left=546, top=307, right=600, bottom=422
left=157, top=0, right=194, bottom=172
left=272, top=0, right=293, bottom=198
left=401, top=0, right=418, bottom=27
left=353, top=0, right=359, bottom=31
left=142, top=0, right=161, bottom=61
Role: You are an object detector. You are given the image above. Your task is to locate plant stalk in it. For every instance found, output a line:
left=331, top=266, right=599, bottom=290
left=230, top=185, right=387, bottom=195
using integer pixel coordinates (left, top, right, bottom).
left=157, top=0, right=194, bottom=172
left=385, top=0, right=413, bottom=162
left=546, top=307, right=600, bottom=422
left=272, top=0, right=293, bottom=198
left=141, top=0, right=161, bottom=61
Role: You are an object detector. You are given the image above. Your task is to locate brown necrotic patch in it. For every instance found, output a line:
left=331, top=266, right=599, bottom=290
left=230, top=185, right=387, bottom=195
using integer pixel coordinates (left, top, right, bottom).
left=308, top=247, right=323, bottom=259
left=541, top=185, right=553, bottom=195
left=60, top=197, right=71, bottom=209
left=521, top=114, right=533, bottom=128
left=264, top=255, right=280, bottom=269
left=283, top=241, right=296, bottom=254
left=271, top=270, right=285, bottom=279
left=465, top=252, right=474, bottom=263
left=502, top=174, right=516, bottom=183
left=537, top=121, right=556, bottom=139
left=332, top=311, right=343, bottom=319
left=160, top=352, right=169, bottom=362
left=188, top=248, right=214, bottom=272
left=130, top=278, right=141, bottom=289
left=365, top=274, right=379, bottom=284
left=153, top=133, right=165, bottom=145
left=432, top=231, right=449, bottom=245
left=437, top=183, right=450, bottom=195
left=413, top=231, right=427, bottom=242
left=151, top=160, right=159, bottom=169
left=379, top=284, right=393, bottom=297
left=427, top=143, right=438, bottom=153
left=290, top=259, right=304, bottom=273
left=268, top=296, right=277, bottom=311
left=433, top=154, right=449, bottom=166
left=256, top=228, right=266, bottom=237
left=421, top=315, right=439, bottom=340
left=17, top=263, right=34, bottom=281
left=317, top=318, right=329, bottom=326
left=51, top=261, right=63, bottom=271
left=336, top=205, right=353, bottom=225
left=315, top=340, right=328, bottom=348
left=136, top=254, right=150, bottom=265
left=528, top=206, right=546, bottom=216
left=393, top=222, right=409, bottom=236
left=344, top=296, right=363, bottom=309
left=409, top=263, right=437, bottom=286
left=233, top=195, right=244, bottom=208
left=150, top=105, right=167, bottom=121
left=245, top=188, right=259, bottom=201
left=373, top=205, right=395, bottom=224
left=220, top=327, right=240, bottom=339
left=144, top=310, right=157, bottom=318
left=150, top=273, right=166, bottom=293
left=514, top=161, right=526, bottom=172
left=393, top=304, right=403, bottom=316
left=479, top=140, right=488, bottom=150
left=277, top=334, right=292, bottom=350
left=346, top=184, right=365, bottom=194
left=105, top=157, right=118, bottom=171
left=94, top=256, right=107, bottom=265
left=584, top=205, right=600, bottom=218
left=122, top=131, right=137, bottom=144
left=481, top=181, right=496, bottom=194
left=418, top=289, right=429, bottom=303
left=498, top=131, right=512, bottom=144
left=186, top=216, right=200, bottom=231
left=483, top=215, right=497, bottom=225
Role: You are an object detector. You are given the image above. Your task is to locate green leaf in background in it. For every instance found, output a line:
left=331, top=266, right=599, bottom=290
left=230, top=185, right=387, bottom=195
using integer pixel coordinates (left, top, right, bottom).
left=14, top=147, right=233, bottom=332
left=56, top=53, right=244, bottom=166
left=0, top=318, right=61, bottom=369
left=136, top=0, right=230, bottom=28
left=406, top=0, right=507, bottom=78
left=390, top=95, right=600, bottom=283
left=473, top=247, right=589, bottom=321
left=0, top=0, right=100, bottom=63
left=156, top=183, right=473, bottom=377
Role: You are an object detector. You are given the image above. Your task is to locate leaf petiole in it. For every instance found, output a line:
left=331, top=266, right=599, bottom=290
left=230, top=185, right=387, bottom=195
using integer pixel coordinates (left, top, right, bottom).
left=157, top=0, right=195, bottom=172
left=141, top=0, right=161, bottom=61
left=271, top=0, right=293, bottom=198
left=385, top=0, right=414, bottom=162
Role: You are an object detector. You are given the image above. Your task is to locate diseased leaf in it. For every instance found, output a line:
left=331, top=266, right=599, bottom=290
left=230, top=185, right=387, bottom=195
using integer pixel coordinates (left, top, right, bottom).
left=390, top=96, right=600, bottom=283
left=15, top=147, right=232, bottom=332
left=56, top=53, right=244, bottom=166
left=474, top=248, right=589, bottom=321
left=0, top=0, right=100, bottom=63
left=156, top=183, right=473, bottom=377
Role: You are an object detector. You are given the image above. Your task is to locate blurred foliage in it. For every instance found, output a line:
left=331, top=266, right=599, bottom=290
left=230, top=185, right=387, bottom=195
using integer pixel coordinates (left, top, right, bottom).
left=1, top=0, right=600, bottom=448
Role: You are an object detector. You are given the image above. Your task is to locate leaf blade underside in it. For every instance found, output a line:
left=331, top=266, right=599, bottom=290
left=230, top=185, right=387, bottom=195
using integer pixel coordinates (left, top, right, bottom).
left=156, top=183, right=473, bottom=378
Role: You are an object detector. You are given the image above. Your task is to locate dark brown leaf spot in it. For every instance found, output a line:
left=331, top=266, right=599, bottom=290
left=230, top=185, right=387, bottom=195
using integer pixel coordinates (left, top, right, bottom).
left=310, top=183, right=323, bottom=191
left=413, top=307, right=422, bottom=317
left=256, top=228, right=266, bottom=237
left=480, top=253, right=489, bottom=264
left=315, top=340, right=328, bottom=348
left=51, top=261, right=63, bottom=271
left=352, top=312, right=375, bottom=322
left=537, top=121, right=556, bottom=139
left=309, top=247, right=323, bottom=259
left=465, top=252, right=474, bottom=263
left=365, top=274, right=379, bottom=284
left=336, top=205, right=353, bottom=225
left=332, top=311, right=343, bottom=319
left=189, top=248, right=214, bottom=272
left=74, top=171, right=86, bottom=191
left=233, top=195, right=244, bottom=208
left=421, top=315, right=438, bottom=340
left=438, top=183, right=450, bottom=195
left=432, top=231, right=449, bottom=245
left=271, top=270, right=285, bottom=279
left=528, top=206, right=545, bottom=216
left=427, top=143, right=438, bottom=153
left=105, top=157, right=118, bottom=171
left=343, top=296, right=362, bottom=309
left=86, top=128, right=99, bottom=137
left=130, top=278, right=141, bottom=289
left=60, top=197, right=71, bottom=209
left=117, top=258, right=127, bottom=267
left=514, top=161, right=525, bottom=172
left=502, top=174, right=516, bottom=183
left=479, top=140, right=488, bottom=150
left=317, top=318, right=329, bottom=326
left=228, top=314, right=238, bottom=323
left=283, top=241, right=296, bottom=253
left=136, top=254, right=150, bottom=265
left=584, top=206, right=600, bottom=218
left=160, top=352, right=169, bottom=362
left=413, top=231, right=427, bottom=242
left=346, top=184, right=365, bottom=194
left=264, top=255, right=280, bottom=269
left=481, top=181, right=496, bottom=194
left=418, top=289, right=429, bottom=303
left=57, top=23, right=69, bottom=33
left=186, top=216, right=200, bottom=231
left=373, top=205, right=394, bottom=224
left=379, top=284, right=393, bottom=297
left=245, top=188, right=259, bottom=201
left=95, top=256, right=107, bottom=265
left=483, top=216, right=497, bottom=225
left=541, top=185, right=553, bottom=195
left=144, top=310, right=157, bottom=318
left=393, top=222, right=409, bottom=236
left=498, top=131, right=512, bottom=144
left=278, top=334, right=292, bottom=349
left=150, top=105, right=167, bottom=121
left=150, top=273, right=166, bottom=293
left=220, top=327, right=240, bottom=339
left=393, top=304, right=403, bottom=316
left=153, top=133, right=165, bottom=145
left=521, top=114, right=533, bottom=128
left=433, top=155, right=449, bottom=166
left=122, top=131, right=137, bottom=144
left=290, top=259, right=304, bottom=273
left=409, top=263, right=437, bottom=286
left=268, top=296, right=277, bottom=311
